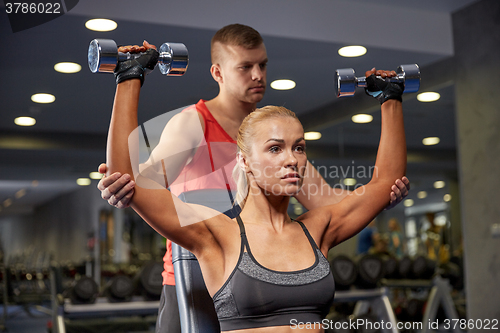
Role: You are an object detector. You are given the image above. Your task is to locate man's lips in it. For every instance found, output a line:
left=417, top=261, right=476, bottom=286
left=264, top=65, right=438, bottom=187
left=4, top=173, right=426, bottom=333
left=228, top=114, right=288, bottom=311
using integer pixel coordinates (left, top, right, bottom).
left=249, top=85, right=265, bottom=92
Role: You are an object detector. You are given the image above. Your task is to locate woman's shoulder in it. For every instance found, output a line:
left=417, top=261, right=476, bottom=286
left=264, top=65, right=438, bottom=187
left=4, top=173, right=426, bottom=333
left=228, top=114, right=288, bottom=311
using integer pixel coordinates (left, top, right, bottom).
left=296, top=207, right=332, bottom=235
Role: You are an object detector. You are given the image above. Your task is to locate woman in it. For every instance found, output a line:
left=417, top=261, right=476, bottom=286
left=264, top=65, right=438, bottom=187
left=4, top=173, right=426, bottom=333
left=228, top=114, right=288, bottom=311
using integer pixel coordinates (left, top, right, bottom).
left=107, top=60, right=406, bottom=331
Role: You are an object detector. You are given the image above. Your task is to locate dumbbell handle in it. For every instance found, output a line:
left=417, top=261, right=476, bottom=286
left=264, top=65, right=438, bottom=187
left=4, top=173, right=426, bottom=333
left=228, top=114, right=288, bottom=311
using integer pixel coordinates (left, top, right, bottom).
left=117, top=50, right=172, bottom=66
left=355, top=73, right=406, bottom=88
left=117, top=43, right=187, bottom=76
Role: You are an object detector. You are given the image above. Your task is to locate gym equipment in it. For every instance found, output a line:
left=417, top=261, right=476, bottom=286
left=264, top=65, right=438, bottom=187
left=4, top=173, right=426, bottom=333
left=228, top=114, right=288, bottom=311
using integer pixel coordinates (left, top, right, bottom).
left=355, top=254, right=385, bottom=289
left=439, top=261, right=464, bottom=290
left=335, top=64, right=420, bottom=97
left=412, top=255, right=436, bottom=279
left=397, top=256, right=413, bottom=279
left=324, top=312, right=355, bottom=333
left=136, top=261, right=163, bottom=300
left=403, top=298, right=426, bottom=322
left=88, top=39, right=189, bottom=76
left=379, top=255, right=398, bottom=279
left=173, top=189, right=241, bottom=333
left=329, top=255, right=358, bottom=290
left=334, top=288, right=398, bottom=333
left=355, top=313, right=381, bottom=333
left=104, top=274, right=135, bottom=303
left=69, top=276, right=99, bottom=304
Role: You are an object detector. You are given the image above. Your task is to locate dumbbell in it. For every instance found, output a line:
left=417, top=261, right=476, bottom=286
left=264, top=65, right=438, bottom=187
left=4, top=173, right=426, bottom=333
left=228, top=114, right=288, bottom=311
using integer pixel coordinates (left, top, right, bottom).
left=69, top=276, right=99, bottom=304
left=329, top=255, right=357, bottom=290
left=135, top=261, right=163, bottom=300
left=104, top=274, right=135, bottom=303
left=88, top=39, right=189, bottom=76
left=335, top=64, right=420, bottom=97
left=355, top=254, right=385, bottom=289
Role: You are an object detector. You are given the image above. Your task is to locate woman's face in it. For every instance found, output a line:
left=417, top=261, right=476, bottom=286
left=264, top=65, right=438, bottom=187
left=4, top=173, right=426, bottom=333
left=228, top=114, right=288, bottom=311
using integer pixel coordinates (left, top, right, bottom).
left=244, top=117, right=307, bottom=197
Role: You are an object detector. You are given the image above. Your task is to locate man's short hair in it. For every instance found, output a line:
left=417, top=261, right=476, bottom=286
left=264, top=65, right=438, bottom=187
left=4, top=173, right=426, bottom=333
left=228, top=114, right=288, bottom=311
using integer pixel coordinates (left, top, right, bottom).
left=211, top=24, right=264, bottom=64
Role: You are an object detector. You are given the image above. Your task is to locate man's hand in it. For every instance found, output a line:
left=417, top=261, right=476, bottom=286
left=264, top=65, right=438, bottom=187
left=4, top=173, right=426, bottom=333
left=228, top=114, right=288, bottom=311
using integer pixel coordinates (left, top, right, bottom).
left=386, top=176, right=410, bottom=210
left=97, top=163, right=135, bottom=209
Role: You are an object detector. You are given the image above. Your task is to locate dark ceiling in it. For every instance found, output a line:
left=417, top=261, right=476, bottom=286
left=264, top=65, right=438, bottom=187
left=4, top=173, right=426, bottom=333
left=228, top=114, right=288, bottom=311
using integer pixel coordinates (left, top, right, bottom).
left=0, top=0, right=480, bottom=215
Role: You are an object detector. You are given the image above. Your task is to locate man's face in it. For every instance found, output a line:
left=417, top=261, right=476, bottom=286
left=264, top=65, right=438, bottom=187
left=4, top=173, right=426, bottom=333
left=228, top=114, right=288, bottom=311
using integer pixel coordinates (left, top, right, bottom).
left=218, top=43, right=268, bottom=104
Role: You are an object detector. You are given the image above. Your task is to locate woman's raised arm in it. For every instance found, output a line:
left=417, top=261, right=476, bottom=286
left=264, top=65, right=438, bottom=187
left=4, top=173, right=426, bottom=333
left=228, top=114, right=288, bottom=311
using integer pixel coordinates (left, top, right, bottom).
left=319, top=69, right=407, bottom=249
left=105, top=54, right=223, bottom=255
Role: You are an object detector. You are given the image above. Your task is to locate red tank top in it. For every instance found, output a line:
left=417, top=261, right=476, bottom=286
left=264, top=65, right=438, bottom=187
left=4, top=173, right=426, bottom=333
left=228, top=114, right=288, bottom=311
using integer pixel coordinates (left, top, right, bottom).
left=162, top=100, right=237, bottom=285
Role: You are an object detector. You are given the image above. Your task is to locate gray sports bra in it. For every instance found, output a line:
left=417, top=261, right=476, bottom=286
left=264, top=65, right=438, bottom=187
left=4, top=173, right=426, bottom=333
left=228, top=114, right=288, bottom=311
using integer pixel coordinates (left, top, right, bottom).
left=212, top=216, right=335, bottom=331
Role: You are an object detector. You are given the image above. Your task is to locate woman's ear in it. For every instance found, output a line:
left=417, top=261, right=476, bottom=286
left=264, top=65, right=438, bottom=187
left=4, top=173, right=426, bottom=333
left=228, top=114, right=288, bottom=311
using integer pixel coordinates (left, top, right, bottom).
left=236, top=152, right=249, bottom=173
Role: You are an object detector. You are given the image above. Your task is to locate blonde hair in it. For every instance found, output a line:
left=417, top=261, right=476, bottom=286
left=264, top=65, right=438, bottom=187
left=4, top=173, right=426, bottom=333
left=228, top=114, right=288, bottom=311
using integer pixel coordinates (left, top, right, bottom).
left=211, top=24, right=264, bottom=64
left=232, top=106, right=299, bottom=209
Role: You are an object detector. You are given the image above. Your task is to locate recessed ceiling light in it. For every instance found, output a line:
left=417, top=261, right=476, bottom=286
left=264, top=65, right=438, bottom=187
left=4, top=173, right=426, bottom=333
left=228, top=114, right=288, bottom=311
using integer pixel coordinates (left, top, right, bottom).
left=417, top=191, right=427, bottom=199
left=443, top=194, right=452, bottom=202
left=343, top=178, right=357, bottom=186
left=422, top=137, right=440, bottom=146
left=77, top=178, right=91, bottom=186
left=403, top=199, right=414, bottom=207
left=89, top=172, right=103, bottom=180
left=338, top=45, right=367, bottom=57
left=417, top=92, right=440, bottom=102
left=3, top=198, right=12, bottom=207
left=304, top=131, right=321, bottom=140
left=85, top=18, right=117, bottom=32
left=15, top=189, right=27, bottom=199
left=54, top=62, right=81, bottom=73
left=434, top=180, right=446, bottom=189
left=294, top=205, right=303, bottom=215
left=15, top=116, right=36, bottom=126
left=270, top=79, right=296, bottom=90
left=352, top=114, right=373, bottom=124
left=31, top=93, right=55, bottom=104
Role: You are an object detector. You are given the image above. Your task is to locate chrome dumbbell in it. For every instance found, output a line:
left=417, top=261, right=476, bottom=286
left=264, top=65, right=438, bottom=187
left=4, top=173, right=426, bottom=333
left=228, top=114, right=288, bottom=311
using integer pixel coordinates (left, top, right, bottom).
left=335, top=64, right=420, bottom=97
left=88, top=39, right=189, bottom=76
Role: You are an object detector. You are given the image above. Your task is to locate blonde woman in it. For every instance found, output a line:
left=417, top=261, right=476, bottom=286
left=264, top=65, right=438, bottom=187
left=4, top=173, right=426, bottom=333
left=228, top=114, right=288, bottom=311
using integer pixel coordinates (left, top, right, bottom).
left=105, top=63, right=406, bottom=331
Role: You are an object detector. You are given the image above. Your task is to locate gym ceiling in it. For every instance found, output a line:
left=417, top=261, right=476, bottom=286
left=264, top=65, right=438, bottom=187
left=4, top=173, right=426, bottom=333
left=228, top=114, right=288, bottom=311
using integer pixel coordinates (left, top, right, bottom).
left=0, top=0, right=480, bottom=215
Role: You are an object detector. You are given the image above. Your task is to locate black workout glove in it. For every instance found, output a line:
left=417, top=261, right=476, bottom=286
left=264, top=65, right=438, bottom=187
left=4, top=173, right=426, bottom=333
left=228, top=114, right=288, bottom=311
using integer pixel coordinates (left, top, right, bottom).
left=365, top=74, right=404, bottom=104
left=114, top=48, right=159, bottom=86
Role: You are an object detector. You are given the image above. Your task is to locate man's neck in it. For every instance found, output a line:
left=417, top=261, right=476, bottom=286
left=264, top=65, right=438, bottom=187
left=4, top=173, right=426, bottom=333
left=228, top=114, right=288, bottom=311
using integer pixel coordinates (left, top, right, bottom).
left=204, top=95, right=256, bottom=140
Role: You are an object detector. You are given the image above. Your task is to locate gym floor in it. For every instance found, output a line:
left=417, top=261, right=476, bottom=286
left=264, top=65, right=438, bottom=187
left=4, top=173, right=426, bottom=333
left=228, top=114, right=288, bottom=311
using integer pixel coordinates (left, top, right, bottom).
left=1, top=305, right=51, bottom=333
left=1, top=304, right=157, bottom=333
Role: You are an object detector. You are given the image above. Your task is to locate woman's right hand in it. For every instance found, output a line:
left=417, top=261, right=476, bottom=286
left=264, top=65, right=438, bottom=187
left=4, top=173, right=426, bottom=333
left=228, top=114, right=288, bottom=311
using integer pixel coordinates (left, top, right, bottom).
left=118, top=40, right=157, bottom=53
left=114, top=40, right=159, bottom=86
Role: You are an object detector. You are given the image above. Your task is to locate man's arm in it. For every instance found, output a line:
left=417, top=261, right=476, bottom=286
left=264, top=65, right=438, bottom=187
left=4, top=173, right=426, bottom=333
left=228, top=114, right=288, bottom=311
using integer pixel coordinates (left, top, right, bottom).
left=135, top=108, right=205, bottom=188
left=97, top=108, right=205, bottom=207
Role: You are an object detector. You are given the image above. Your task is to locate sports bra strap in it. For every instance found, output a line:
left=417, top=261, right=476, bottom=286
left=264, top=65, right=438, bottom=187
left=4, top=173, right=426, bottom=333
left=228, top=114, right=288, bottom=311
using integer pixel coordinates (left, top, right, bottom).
left=295, top=220, right=321, bottom=250
left=235, top=216, right=319, bottom=253
left=235, top=215, right=247, bottom=253
left=236, top=215, right=246, bottom=236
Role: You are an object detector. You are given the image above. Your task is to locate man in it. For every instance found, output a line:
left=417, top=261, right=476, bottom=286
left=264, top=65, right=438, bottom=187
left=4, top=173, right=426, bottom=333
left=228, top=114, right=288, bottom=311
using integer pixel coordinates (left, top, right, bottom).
left=98, top=24, right=410, bottom=333
left=357, top=219, right=379, bottom=255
